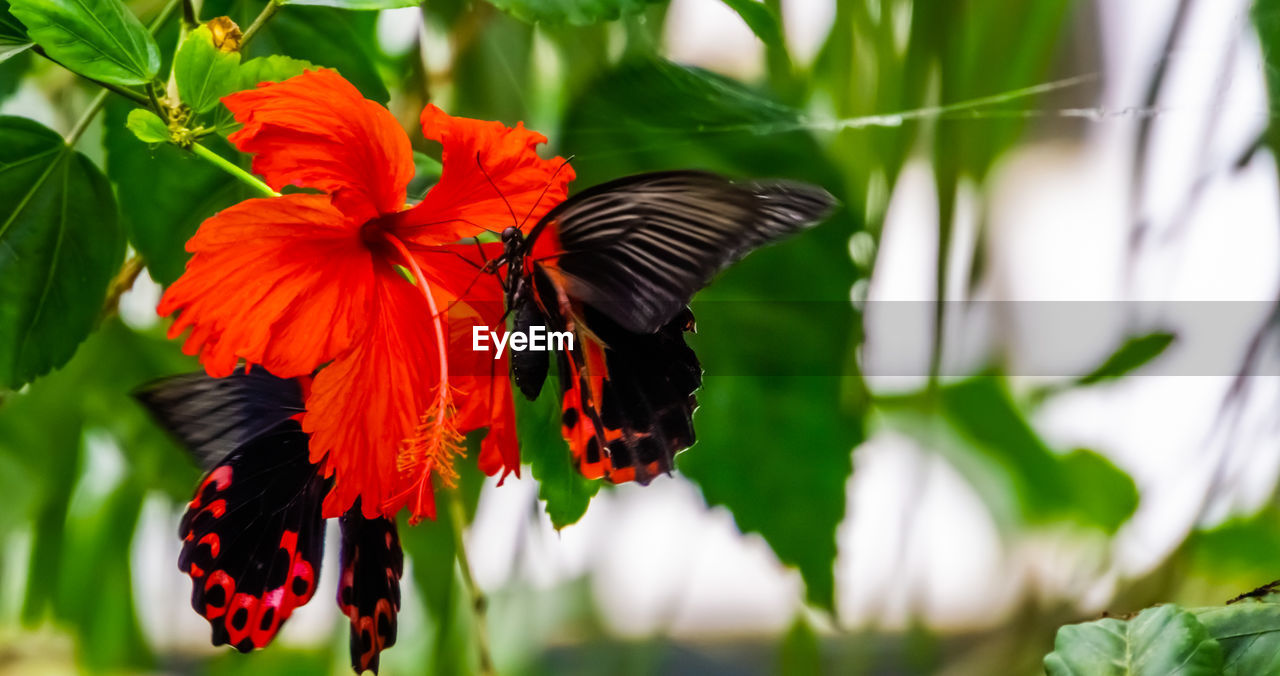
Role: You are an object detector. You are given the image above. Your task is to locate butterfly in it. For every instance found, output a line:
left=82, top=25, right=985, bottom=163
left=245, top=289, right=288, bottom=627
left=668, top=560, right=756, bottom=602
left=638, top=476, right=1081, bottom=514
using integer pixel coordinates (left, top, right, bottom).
left=135, top=368, right=403, bottom=674
left=483, top=170, right=835, bottom=484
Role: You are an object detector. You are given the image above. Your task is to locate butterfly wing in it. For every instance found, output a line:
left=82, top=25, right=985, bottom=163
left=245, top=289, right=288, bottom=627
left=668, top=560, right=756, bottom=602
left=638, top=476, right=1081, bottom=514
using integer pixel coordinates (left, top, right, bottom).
left=517, top=171, right=826, bottom=481
left=559, top=308, right=701, bottom=484
left=528, top=268, right=701, bottom=483
left=136, top=370, right=328, bottom=653
left=337, top=510, right=404, bottom=675
left=530, top=170, right=835, bottom=334
left=134, top=368, right=306, bottom=470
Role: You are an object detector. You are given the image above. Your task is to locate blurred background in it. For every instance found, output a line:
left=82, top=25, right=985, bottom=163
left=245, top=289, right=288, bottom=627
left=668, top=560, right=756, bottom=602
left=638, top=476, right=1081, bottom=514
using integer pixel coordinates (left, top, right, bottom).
left=3, top=0, right=1280, bottom=673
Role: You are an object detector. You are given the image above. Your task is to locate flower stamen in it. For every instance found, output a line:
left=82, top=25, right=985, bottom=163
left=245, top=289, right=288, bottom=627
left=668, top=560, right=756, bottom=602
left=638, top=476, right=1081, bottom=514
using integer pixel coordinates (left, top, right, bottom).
left=379, top=230, right=464, bottom=510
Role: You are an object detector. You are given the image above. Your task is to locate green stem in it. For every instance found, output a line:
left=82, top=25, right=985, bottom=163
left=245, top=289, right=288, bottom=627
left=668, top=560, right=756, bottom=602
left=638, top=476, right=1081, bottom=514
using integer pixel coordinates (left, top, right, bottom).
left=448, top=489, right=496, bottom=676
left=148, top=0, right=182, bottom=31
left=189, top=142, right=279, bottom=197
left=180, top=0, right=198, bottom=32
left=99, top=254, right=144, bottom=320
left=66, top=89, right=110, bottom=146
left=239, top=0, right=280, bottom=49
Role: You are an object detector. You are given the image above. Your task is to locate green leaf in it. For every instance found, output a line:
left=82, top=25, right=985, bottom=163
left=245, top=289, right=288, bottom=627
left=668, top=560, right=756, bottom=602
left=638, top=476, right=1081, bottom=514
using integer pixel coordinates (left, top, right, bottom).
left=0, top=48, right=31, bottom=103
left=1078, top=332, right=1176, bottom=386
left=238, top=53, right=313, bottom=87
left=448, top=10, right=533, bottom=122
left=777, top=616, right=823, bottom=676
left=124, top=108, right=167, bottom=143
left=561, top=59, right=865, bottom=610
left=718, top=0, right=783, bottom=48
left=518, top=367, right=599, bottom=529
left=174, top=24, right=242, bottom=114
left=257, top=6, right=388, bottom=103
left=1195, top=601, right=1280, bottom=675
left=0, top=116, right=125, bottom=389
left=408, top=150, right=444, bottom=200
left=1045, top=604, right=1224, bottom=676
left=104, top=101, right=245, bottom=286
left=0, top=0, right=33, bottom=63
left=484, top=0, right=663, bottom=25
left=941, top=378, right=1135, bottom=531
left=1255, top=0, right=1280, bottom=152
left=1058, top=448, right=1139, bottom=532
left=9, top=0, right=159, bottom=85
left=1187, top=510, right=1280, bottom=586
left=879, top=379, right=1138, bottom=533
left=279, top=0, right=418, bottom=9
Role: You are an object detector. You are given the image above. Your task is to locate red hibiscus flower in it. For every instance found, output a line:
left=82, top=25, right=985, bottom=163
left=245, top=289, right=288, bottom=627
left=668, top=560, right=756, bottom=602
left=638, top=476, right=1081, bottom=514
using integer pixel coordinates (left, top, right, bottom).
left=158, top=69, right=574, bottom=521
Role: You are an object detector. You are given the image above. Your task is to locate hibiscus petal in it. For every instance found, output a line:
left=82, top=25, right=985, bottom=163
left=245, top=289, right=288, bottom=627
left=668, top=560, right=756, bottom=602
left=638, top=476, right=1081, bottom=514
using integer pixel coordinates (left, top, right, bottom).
left=225, top=69, right=414, bottom=222
left=447, top=296, right=520, bottom=481
left=305, top=264, right=448, bottom=521
left=158, top=194, right=374, bottom=379
left=391, top=105, right=576, bottom=244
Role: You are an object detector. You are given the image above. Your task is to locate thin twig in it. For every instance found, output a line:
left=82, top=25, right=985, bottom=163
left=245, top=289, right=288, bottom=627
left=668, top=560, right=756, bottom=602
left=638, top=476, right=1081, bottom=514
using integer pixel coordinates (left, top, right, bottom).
left=239, top=0, right=280, bottom=49
left=447, top=489, right=495, bottom=676
left=66, top=89, right=110, bottom=145
left=99, top=255, right=145, bottom=320
left=1128, top=0, right=1196, bottom=258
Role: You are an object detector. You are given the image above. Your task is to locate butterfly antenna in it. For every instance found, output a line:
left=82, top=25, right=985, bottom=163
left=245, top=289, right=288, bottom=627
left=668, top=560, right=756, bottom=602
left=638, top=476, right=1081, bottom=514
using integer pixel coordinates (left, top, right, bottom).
left=475, top=152, right=520, bottom=230
left=516, top=155, right=576, bottom=231
left=413, top=245, right=487, bottom=271
left=418, top=215, right=506, bottom=238
left=434, top=262, right=501, bottom=320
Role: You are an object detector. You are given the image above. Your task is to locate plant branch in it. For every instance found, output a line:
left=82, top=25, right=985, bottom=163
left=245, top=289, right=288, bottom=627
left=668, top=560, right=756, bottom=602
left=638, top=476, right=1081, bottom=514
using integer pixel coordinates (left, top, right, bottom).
left=66, top=89, right=110, bottom=145
left=181, top=0, right=198, bottom=31
left=448, top=489, right=495, bottom=676
left=99, top=255, right=145, bottom=320
left=188, top=142, right=279, bottom=197
left=239, top=0, right=280, bottom=49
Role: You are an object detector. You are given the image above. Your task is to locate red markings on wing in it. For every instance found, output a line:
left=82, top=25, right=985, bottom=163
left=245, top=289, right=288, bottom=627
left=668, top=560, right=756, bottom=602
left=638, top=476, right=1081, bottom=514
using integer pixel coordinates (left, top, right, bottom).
left=177, top=443, right=327, bottom=654
left=337, top=513, right=403, bottom=674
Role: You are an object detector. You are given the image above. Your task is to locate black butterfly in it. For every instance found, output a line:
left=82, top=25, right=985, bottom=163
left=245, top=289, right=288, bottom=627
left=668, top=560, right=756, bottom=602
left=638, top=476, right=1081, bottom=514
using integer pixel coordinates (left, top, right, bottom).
left=135, top=368, right=403, bottom=674
left=487, top=170, right=835, bottom=483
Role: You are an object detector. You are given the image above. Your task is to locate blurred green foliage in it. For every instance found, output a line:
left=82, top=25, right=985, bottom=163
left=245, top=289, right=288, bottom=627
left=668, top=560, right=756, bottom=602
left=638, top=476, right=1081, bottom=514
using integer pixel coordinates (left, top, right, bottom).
left=0, top=0, right=1277, bottom=674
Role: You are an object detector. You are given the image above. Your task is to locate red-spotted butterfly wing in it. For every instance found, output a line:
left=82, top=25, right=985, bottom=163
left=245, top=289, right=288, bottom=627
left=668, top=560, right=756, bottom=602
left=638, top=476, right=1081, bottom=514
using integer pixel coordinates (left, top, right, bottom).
left=136, top=370, right=328, bottom=653
left=338, top=509, right=404, bottom=674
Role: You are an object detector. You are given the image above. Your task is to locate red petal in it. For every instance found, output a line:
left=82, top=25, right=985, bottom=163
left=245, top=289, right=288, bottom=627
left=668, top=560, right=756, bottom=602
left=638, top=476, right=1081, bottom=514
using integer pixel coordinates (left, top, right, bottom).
left=159, top=195, right=374, bottom=379
left=305, top=264, right=446, bottom=521
left=391, top=105, right=575, bottom=244
left=447, top=297, right=520, bottom=481
left=225, top=69, right=414, bottom=222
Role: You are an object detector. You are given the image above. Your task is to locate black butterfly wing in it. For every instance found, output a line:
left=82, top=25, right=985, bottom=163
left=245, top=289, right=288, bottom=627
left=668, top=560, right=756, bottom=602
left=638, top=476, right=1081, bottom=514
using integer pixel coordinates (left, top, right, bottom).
left=526, top=268, right=701, bottom=483
left=337, top=510, right=404, bottom=674
left=561, top=307, right=701, bottom=484
left=134, top=367, right=306, bottom=470
left=532, top=171, right=835, bottom=334
left=136, top=370, right=328, bottom=653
